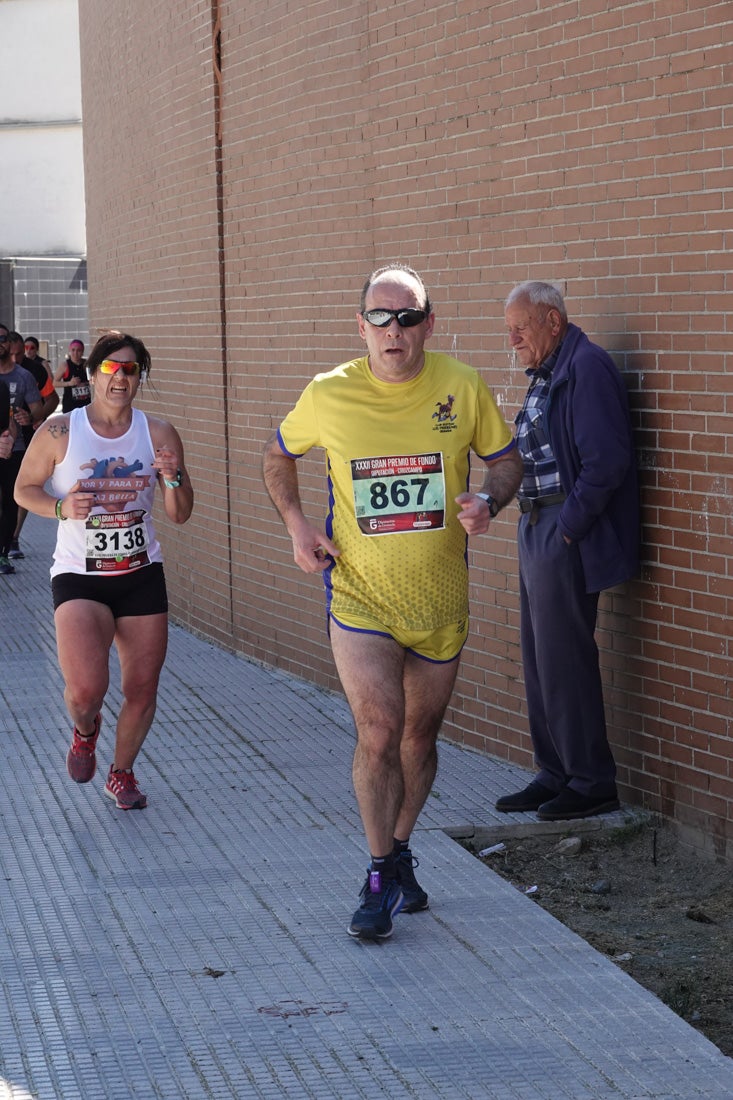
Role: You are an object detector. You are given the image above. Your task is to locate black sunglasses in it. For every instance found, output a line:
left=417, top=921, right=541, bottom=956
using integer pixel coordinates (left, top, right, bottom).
left=362, top=308, right=428, bottom=328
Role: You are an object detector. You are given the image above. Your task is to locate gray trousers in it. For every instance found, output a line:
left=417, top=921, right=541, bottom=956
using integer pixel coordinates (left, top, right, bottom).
left=518, top=504, right=617, bottom=798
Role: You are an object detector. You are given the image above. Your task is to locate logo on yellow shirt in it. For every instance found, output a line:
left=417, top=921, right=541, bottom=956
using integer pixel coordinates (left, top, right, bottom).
left=432, top=394, right=457, bottom=431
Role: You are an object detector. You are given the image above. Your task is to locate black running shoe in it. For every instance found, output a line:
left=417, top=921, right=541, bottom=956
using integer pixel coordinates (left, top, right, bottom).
left=395, top=848, right=429, bottom=913
left=347, top=868, right=403, bottom=940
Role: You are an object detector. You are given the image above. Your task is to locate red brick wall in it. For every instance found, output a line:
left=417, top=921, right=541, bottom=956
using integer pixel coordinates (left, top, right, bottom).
left=78, top=0, right=733, bottom=858
left=78, top=1, right=234, bottom=646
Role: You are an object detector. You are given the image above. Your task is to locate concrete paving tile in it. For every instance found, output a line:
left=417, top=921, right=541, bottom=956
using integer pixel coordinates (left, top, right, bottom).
left=0, top=515, right=731, bottom=1099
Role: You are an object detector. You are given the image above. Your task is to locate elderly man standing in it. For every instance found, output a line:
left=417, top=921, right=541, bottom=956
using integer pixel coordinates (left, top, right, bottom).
left=497, top=281, right=639, bottom=821
left=263, top=263, right=522, bottom=940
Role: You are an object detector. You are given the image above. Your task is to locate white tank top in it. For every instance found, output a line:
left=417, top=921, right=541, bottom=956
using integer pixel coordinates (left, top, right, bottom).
left=49, top=406, right=164, bottom=578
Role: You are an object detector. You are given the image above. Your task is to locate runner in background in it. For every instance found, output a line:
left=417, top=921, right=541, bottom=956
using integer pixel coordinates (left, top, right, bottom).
left=54, top=339, right=91, bottom=413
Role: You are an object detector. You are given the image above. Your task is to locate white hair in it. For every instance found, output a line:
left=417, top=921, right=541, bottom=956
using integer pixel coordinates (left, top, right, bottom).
left=505, top=281, right=567, bottom=321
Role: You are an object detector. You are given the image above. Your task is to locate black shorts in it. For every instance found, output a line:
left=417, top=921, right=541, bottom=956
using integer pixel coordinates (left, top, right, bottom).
left=52, top=562, right=168, bottom=618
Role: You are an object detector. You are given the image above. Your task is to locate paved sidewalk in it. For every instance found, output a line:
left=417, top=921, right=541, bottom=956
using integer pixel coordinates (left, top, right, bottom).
left=0, top=515, right=731, bottom=1100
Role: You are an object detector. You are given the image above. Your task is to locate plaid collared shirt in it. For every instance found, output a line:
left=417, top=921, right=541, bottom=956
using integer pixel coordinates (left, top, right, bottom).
left=514, top=344, right=564, bottom=500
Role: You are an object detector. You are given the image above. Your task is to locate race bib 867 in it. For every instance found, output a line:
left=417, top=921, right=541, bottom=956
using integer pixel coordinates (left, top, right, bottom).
left=351, top=453, right=445, bottom=535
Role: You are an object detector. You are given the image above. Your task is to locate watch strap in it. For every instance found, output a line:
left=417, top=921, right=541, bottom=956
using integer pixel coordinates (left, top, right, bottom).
left=476, top=492, right=499, bottom=517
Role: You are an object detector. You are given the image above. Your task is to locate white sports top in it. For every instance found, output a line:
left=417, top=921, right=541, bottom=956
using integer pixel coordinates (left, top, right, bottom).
left=48, top=406, right=164, bottom=578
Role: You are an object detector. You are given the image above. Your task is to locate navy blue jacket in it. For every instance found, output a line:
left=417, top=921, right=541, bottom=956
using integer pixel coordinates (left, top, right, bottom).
left=546, top=323, right=639, bottom=593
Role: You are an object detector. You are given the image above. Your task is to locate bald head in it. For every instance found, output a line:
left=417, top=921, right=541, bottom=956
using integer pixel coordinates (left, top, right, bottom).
left=360, top=264, right=431, bottom=315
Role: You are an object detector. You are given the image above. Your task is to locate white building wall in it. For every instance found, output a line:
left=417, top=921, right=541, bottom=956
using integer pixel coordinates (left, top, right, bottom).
left=0, top=0, right=86, bottom=255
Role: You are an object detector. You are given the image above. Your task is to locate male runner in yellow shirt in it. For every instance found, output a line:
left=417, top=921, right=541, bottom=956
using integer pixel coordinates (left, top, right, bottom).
left=263, top=264, right=522, bottom=940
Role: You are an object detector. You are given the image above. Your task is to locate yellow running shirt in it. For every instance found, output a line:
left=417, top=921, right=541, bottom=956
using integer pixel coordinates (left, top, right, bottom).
left=277, top=351, right=515, bottom=631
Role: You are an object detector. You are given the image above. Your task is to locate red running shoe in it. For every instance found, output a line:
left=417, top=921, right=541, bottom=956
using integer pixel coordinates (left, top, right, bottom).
left=104, top=767, right=147, bottom=810
left=66, top=714, right=102, bottom=783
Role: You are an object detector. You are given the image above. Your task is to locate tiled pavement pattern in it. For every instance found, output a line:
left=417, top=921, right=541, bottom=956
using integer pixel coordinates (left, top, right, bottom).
left=1, top=516, right=731, bottom=1100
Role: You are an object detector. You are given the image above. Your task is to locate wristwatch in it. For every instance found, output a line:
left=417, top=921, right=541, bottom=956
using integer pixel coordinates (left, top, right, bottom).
left=476, top=492, right=499, bottom=517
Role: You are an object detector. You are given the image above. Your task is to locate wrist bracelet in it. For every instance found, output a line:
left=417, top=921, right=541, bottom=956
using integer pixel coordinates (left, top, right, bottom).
left=163, top=468, right=182, bottom=489
left=55, top=498, right=67, bottom=521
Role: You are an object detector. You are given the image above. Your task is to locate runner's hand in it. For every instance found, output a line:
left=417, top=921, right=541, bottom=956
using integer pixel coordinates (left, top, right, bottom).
left=289, top=519, right=339, bottom=574
left=455, top=492, right=492, bottom=536
left=57, top=480, right=97, bottom=520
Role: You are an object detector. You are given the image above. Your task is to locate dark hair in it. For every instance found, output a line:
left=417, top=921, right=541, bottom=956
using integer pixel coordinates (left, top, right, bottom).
left=8, top=331, right=23, bottom=344
left=69, top=339, right=85, bottom=350
left=86, top=331, right=151, bottom=378
left=360, top=263, right=432, bottom=315
left=25, top=336, right=40, bottom=350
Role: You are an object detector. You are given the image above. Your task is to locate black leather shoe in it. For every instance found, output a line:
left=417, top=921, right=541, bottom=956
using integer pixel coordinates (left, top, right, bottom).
left=537, top=788, right=620, bottom=821
left=495, top=780, right=556, bottom=813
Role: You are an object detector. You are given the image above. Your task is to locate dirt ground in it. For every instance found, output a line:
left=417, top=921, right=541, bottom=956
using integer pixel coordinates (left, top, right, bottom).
left=465, top=818, right=733, bottom=1058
